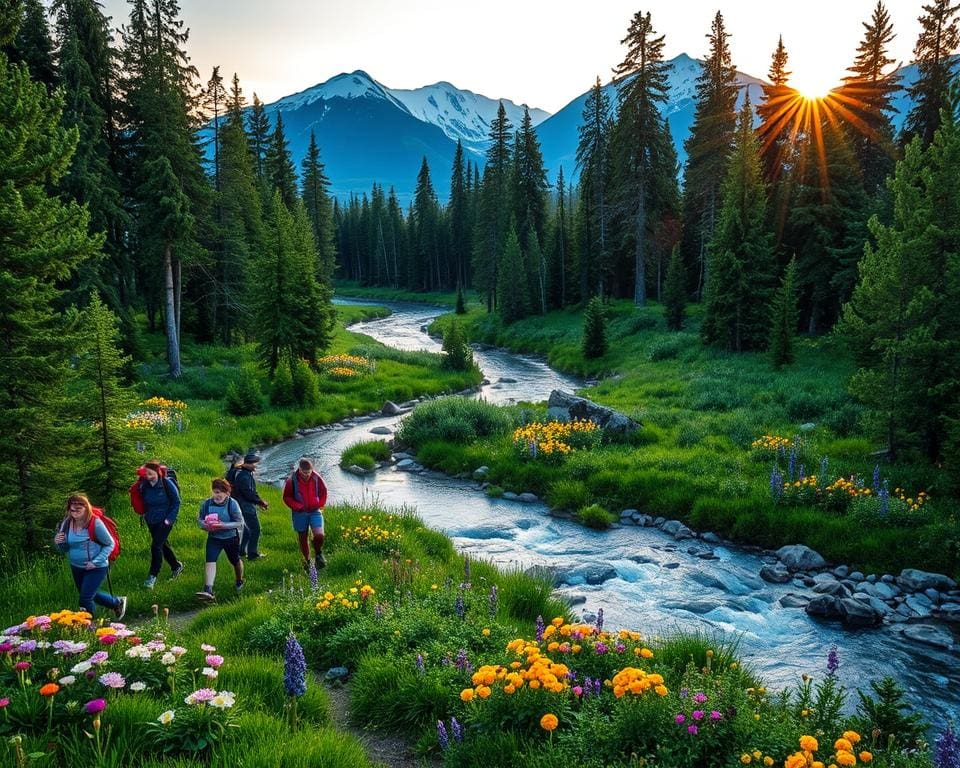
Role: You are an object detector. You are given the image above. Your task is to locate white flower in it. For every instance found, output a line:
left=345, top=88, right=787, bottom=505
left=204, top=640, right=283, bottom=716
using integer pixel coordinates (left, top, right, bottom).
left=209, top=693, right=235, bottom=709
left=202, top=667, right=218, bottom=679
left=58, top=675, right=76, bottom=686
left=158, top=710, right=175, bottom=725
left=126, top=646, right=151, bottom=660
left=160, top=652, right=176, bottom=666
left=36, top=641, right=51, bottom=649
left=71, top=661, right=92, bottom=675
left=169, top=646, right=187, bottom=656
left=200, top=643, right=216, bottom=652
left=130, top=682, right=147, bottom=692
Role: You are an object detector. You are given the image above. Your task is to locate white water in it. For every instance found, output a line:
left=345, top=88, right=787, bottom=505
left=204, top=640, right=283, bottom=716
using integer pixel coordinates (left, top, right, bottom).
left=259, top=298, right=958, bottom=721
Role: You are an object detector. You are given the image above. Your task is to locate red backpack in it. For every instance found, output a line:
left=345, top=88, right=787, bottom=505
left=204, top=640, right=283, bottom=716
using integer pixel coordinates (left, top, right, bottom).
left=129, top=464, right=180, bottom=515
left=79, top=507, right=121, bottom=564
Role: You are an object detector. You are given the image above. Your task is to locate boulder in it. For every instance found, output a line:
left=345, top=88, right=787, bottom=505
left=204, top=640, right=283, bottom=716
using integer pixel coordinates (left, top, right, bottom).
left=760, top=564, right=792, bottom=584
left=898, top=569, right=958, bottom=593
left=934, top=603, right=960, bottom=622
left=324, top=666, right=349, bottom=682
left=396, top=459, right=423, bottom=472
left=369, top=426, right=392, bottom=435
left=872, top=582, right=897, bottom=600
left=904, top=595, right=933, bottom=618
left=546, top=390, right=641, bottom=435
left=345, top=464, right=372, bottom=476
left=702, top=532, right=723, bottom=544
left=813, top=572, right=838, bottom=584
left=840, top=598, right=883, bottom=627
left=620, top=508, right=639, bottom=519
left=924, top=588, right=942, bottom=605
left=805, top=595, right=845, bottom=620
left=583, top=566, right=618, bottom=586
left=472, top=466, right=490, bottom=481
left=518, top=493, right=539, bottom=504
left=833, top=565, right=850, bottom=579
left=900, top=624, right=955, bottom=650
left=780, top=593, right=811, bottom=608
left=662, top=520, right=696, bottom=540
left=380, top=401, right=401, bottom=416
left=813, top=581, right=850, bottom=598
left=776, top=545, right=827, bottom=572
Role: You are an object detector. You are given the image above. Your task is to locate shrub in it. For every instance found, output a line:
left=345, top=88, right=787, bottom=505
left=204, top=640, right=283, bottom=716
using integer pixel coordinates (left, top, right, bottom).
left=647, top=338, right=684, bottom=361
left=785, top=390, right=825, bottom=421
left=442, top=319, right=473, bottom=371
left=270, top=359, right=295, bottom=406
left=397, top=398, right=514, bottom=448
left=225, top=365, right=264, bottom=416
left=577, top=503, right=615, bottom=529
left=340, top=440, right=392, bottom=470
left=582, top=297, right=607, bottom=359
left=291, top=358, right=319, bottom=406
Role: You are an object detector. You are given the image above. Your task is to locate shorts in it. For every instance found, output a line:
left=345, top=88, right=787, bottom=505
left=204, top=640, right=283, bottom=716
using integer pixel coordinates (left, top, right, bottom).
left=205, top=535, right=241, bottom=565
left=292, top=510, right=324, bottom=533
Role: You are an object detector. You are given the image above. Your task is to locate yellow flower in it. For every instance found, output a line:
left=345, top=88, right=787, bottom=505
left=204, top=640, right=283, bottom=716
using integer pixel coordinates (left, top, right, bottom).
left=834, top=739, right=853, bottom=753
left=764, top=758, right=774, bottom=767
left=785, top=752, right=808, bottom=768
left=539, top=713, right=558, bottom=732
left=459, top=688, right=474, bottom=702
left=800, top=735, right=818, bottom=753
left=482, top=628, right=491, bottom=637
left=835, top=751, right=856, bottom=767
left=858, top=752, right=872, bottom=763
left=741, top=755, right=752, bottom=764
left=842, top=732, right=861, bottom=745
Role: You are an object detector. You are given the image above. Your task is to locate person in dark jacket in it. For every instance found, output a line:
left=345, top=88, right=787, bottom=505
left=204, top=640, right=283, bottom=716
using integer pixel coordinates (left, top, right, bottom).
left=54, top=494, right=127, bottom=619
left=140, top=460, right=184, bottom=589
left=234, top=452, right=269, bottom=559
left=195, top=478, right=245, bottom=601
left=282, top=458, right=328, bottom=572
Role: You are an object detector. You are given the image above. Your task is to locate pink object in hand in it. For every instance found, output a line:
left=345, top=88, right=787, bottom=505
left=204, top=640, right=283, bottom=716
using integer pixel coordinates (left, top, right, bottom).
left=204, top=513, right=221, bottom=527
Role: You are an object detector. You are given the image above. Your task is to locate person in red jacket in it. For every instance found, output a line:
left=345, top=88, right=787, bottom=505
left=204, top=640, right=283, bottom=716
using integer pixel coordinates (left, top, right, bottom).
left=282, top=458, right=328, bottom=572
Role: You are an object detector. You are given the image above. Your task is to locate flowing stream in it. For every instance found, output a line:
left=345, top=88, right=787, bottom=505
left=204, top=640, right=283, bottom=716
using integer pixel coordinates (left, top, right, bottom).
left=259, top=298, right=958, bottom=720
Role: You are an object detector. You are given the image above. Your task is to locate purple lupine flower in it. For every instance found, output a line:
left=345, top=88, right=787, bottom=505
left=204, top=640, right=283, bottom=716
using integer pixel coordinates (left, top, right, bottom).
left=416, top=654, right=425, bottom=674
left=583, top=677, right=592, bottom=698
left=450, top=716, right=463, bottom=743
left=872, top=464, right=881, bottom=493
left=596, top=608, right=604, bottom=632
left=934, top=724, right=960, bottom=768
left=593, top=679, right=601, bottom=696
left=374, top=603, right=384, bottom=619
left=770, top=466, right=784, bottom=500
left=798, top=464, right=806, bottom=481
left=283, top=633, right=307, bottom=698
left=535, top=615, right=545, bottom=642
left=454, top=649, right=471, bottom=673
left=437, top=720, right=449, bottom=750
left=827, top=647, right=839, bottom=676
left=309, top=563, right=319, bottom=591
left=488, top=585, right=498, bottom=618
left=455, top=595, right=465, bottom=619
left=879, top=480, right=890, bottom=516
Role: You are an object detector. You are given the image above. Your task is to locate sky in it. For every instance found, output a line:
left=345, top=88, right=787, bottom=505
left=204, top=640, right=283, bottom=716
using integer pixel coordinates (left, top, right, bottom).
left=97, top=1, right=923, bottom=113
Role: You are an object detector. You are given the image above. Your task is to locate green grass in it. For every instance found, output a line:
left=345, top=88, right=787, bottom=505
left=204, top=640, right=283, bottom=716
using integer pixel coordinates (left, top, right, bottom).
left=340, top=439, right=392, bottom=470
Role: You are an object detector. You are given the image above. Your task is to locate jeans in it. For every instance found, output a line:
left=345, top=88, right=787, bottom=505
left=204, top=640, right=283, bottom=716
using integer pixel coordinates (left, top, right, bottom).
left=240, top=508, right=261, bottom=556
left=70, top=565, right=119, bottom=615
left=147, top=521, right=180, bottom=577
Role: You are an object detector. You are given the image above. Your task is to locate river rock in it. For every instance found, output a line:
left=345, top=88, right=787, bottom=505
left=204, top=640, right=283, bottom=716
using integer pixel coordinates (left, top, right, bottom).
left=502, top=491, right=519, bottom=501
left=565, top=595, right=587, bottom=606
left=582, top=566, right=618, bottom=585
left=689, top=572, right=726, bottom=591
left=518, top=493, right=539, bottom=504
left=872, top=581, right=897, bottom=600
left=663, top=600, right=724, bottom=615
left=813, top=572, right=838, bottom=584
left=934, top=603, right=960, bottom=622
left=345, top=464, right=372, bottom=476
left=702, top=532, right=723, bottom=544
left=924, top=588, right=942, bottom=605
left=780, top=593, right=810, bottom=608
left=581, top=611, right=597, bottom=624
left=663, top=562, right=681, bottom=570
left=370, top=426, right=393, bottom=435
left=633, top=514, right=654, bottom=527
left=806, top=595, right=845, bottom=619
left=546, top=390, right=641, bottom=435
left=396, top=459, right=423, bottom=472
left=381, top=400, right=401, bottom=415
left=324, top=666, right=350, bottom=682
left=662, top=519, right=695, bottom=540
left=653, top=516, right=666, bottom=527
left=621, top=508, right=638, bottom=518
left=799, top=422, right=816, bottom=431
left=881, top=573, right=896, bottom=583
left=898, top=568, right=958, bottom=592
left=760, top=564, right=792, bottom=584
left=813, top=581, right=850, bottom=598
left=498, top=377, right=517, bottom=384
left=848, top=571, right=865, bottom=581
left=900, top=624, right=955, bottom=650
left=776, top=545, right=827, bottom=572
left=833, top=565, right=850, bottom=579
left=904, top=595, right=933, bottom=618
left=840, top=598, right=883, bottom=627
left=472, top=466, right=490, bottom=480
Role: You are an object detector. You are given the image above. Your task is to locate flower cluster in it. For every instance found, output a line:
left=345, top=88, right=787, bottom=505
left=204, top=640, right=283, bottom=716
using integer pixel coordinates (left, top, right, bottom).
left=513, top=419, right=600, bottom=461
left=318, top=354, right=373, bottom=380
left=739, top=750, right=776, bottom=765
left=339, top=514, right=402, bottom=555
left=315, top=581, right=376, bottom=613
left=783, top=733, right=871, bottom=767
left=125, top=396, right=188, bottom=432
left=611, top=667, right=668, bottom=698
left=892, top=487, right=929, bottom=511
left=751, top=434, right=792, bottom=456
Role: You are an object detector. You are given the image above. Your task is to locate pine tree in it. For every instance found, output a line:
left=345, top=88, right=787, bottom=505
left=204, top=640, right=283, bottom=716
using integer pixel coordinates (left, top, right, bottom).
left=412, top=156, right=442, bottom=290
left=903, top=0, right=960, bottom=148
left=264, top=111, right=297, bottom=208
left=756, top=36, right=796, bottom=185
left=496, top=224, right=529, bottom=323
left=769, top=256, right=799, bottom=368
left=525, top=227, right=546, bottom=314
left=75, top=293, right=140, bottom=498
left=576, top=77, right=613, bottom=297
left=203, top=65, right=227, bottom=192
left=663, top=244, right=687, bottom=331
left=702, top=98, right=775, bottom=351
left=455, top=286, right=466, bottom=315
left=582, top=296, right=607, bottom=359
left=681, top=11, right=740, bottom=299
left=512, top=107, right=549, bottom=247
left=546, top=166, right=570, bottom=309
left=473, top=102, right=512, bottom=311
left=839, top=1, right=900, bottom=195
left=441, top=318, right=473, bottom=371
left=0, top=6, right=101, bottom=549
left=449, top=139, right=470, bottom=290
left=301, top=130, right=336, bottom=281
left=610, top=11, right=675, bottom=306
left=5, top=0, right=56, bottom=90
left=247, top=93, right=270, bottom=181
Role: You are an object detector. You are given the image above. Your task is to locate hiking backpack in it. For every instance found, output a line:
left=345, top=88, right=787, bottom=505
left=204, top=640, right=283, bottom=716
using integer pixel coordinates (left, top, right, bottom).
left=130, top=464, right=180, bottom=514
left=63, top=507, right=121, bottom=564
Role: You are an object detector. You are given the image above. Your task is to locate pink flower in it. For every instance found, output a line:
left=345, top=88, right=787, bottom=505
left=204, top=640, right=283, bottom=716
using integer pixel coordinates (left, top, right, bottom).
left=185, top=688, right=217, bottom=704
left=13, top=661, right=30, bottom=671
left=692, top=710, right=704, bottom=721
left=99, top=635, right=117, bottom=645
left=675, top=714, right=686, bottom=724
left=687, top=725, right=699, bottom=735
left=98, top=672, right=126, bottom=689
left=0, top=698, right=9, bottom=708
left=710, top=710, right=722, bottom=720
left=84, top=698, right=107, bottom=714
left=693, top=692, right=708, bottom=703
left=572, top=686, right=583, bottom=696
left=88, top=651, right=109, bottom=665
left=205, top=654, right=224, bottom=668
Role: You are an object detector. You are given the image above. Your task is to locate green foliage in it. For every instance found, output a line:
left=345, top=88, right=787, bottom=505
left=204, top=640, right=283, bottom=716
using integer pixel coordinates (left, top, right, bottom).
left=663, top=245, right=687, bottom=331
left=291, top=358, right=320, bottom=407
left=852, top=677, right=927, bottom=752
left=441, top=318, right=473, bottom=371
left=582, top=297, right=607, bottom=359
left=497, top=225, right=530, bottom=323
left=340, top=440, right=391, bottom=470
left=397, top=397, right=514, bottom=448
left=270, top=359, right=295, bottom=406
left=577, top=503, right=616, bottom=529
left=769, top=256, right=798, bottom=368
left=225, top=364, right=265, bottom=416
left=455, top=287, right=466, bottom=314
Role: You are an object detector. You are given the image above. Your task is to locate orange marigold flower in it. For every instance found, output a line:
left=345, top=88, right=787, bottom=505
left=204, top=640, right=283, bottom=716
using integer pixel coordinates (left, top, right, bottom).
left=39, top=683, right=59, bottom=696
left=539, top=713, right=558, bottom=732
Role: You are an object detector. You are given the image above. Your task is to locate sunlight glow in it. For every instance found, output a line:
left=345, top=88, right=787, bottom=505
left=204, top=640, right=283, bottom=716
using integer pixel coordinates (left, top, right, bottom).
left=789, top=72, right=837, bottom=101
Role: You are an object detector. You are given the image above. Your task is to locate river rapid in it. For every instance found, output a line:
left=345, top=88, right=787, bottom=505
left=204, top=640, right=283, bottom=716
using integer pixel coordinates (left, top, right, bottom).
left=259, top=298, right=958, bottom=720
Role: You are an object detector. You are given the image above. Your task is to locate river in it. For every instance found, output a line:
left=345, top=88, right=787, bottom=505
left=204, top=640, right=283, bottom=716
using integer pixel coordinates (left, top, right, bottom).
left=259, top=298, right=958, bottom=721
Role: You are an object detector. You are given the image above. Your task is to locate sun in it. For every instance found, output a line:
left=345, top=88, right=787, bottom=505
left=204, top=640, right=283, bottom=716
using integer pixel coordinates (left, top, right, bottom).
left=790, top=71, right=837, bottom=100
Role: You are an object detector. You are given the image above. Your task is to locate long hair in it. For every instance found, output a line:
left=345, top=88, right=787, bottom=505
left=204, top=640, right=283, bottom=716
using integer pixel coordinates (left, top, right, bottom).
left=64, top=494, right=94, bottom=529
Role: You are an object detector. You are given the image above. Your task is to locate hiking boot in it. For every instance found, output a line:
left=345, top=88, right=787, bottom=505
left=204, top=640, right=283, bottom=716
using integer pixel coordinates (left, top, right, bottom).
left=143, top=575, right=157, bottom=589
left=195, top=590, right=215, bottom=602
left=235, top=580, right=245, bottom=593
left=314, top=552, right=326, bottom=569
left=170, top=562, right=185, bottom=580
left=302, top=560, right=311, bottom=575
left=115, top=596, right=128, bottom=621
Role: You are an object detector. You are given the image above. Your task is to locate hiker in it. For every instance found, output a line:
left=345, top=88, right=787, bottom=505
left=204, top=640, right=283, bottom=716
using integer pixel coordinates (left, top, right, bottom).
left=233, top=452, right=269, bottom=559
left=195, top=478, right=244, bottom=602
left=140, top=460, right=184, bottom=589
left=282, top=458, right=329, bottom=572
left=54, top=494, right=127, bottom=619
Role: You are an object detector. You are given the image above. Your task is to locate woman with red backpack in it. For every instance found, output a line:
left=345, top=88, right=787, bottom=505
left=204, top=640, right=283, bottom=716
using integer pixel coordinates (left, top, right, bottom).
left=138, top=460, right=184, bottom=589
left=54, top=494, right=127, bottom=620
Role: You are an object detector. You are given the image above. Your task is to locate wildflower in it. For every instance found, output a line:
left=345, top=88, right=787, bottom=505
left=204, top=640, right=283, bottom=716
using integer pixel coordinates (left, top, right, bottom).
left=185, top=688, right=217, bottom=705
left=210, top=692, right=235, bottom=709
left=934, top=725, right=960, bottom=768
left=827, top=647, right=839, bottom=676
left=84, top=699, right=107, bottom=714
left=540, top=713, right=558, bottom=732
left=535, top=615, right=545, bottom=641
left=13, top=661, right=30, bottom=671
left=460, top=688, right=474, bottom=702
left=205, top=654, right=224, bottom=668
left=692, top=710, right=705, bottom=721
left=710, top=710, right=722, bottom=720
left=202, top=667, right=218, bottom=679
left=284, top=634, right=307, bottom=698
left=437, top=720, right=449, bottom=750
left=688, top=725, right=699, bottom=735
left=58, top=675, right=76, bottom=686
left=201, top=643, right=216, bottom=652
left=800, top=735, right=819, bottom=752
left=450, top=716, right=463, bottom=743
left=835, top=751, right=856, bottom=767
left=676, top=714, right=686, bottom=724
left=158, top=710, right=175, bottom=725
left=693, top=692, right=708, bottom=703
left=416, top=654, right=425, bottom=674
left=130, top=682, right=147, bottom=692
left=0, top=698, right=9, bottom=708
left=161, top=652, right=176, bottom=666
left=39, top=683, right=59, bottom=696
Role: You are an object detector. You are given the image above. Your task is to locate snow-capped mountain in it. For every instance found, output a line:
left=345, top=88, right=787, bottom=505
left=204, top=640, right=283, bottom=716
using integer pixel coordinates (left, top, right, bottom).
left=535, top=53, right=767, bottom=185
left=386, top=82, right=549, bottom=155
left=272, top=70, right=410, bottom=114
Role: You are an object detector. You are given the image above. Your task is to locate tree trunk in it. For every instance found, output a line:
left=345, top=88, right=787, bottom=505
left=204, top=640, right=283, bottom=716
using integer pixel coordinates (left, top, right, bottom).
left=164, top=244, right=182, bottom=377
left=174, top=257, right=182, bottom=347
left=634, top=193, right=647, bottom=306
